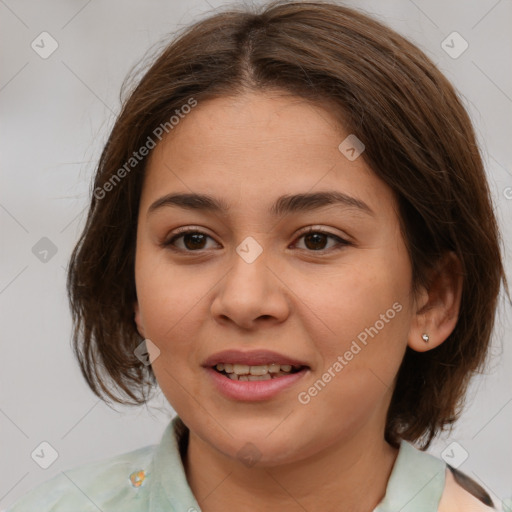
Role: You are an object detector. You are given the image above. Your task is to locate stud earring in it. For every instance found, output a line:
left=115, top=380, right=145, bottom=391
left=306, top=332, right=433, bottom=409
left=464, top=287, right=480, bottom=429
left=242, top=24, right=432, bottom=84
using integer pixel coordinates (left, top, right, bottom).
left=422, top=333, right=430, bottom=343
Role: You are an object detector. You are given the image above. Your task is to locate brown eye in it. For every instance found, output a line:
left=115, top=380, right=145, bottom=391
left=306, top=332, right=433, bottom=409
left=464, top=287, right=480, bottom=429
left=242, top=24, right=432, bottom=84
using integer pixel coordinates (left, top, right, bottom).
left=182, top=233, right=208, bottom=250
left=303, top=232, right=329, bottom=250
left=294, top=229, right=349, bottom=252
left=164, top=230, right=219, bottom=251
left=163, top=227, right=348, bottom=254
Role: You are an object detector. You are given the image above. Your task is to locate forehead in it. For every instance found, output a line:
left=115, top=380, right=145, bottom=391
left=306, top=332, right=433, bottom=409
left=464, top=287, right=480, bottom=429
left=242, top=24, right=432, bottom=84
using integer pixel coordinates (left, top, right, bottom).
left=141, top=91, right=396, bottom=219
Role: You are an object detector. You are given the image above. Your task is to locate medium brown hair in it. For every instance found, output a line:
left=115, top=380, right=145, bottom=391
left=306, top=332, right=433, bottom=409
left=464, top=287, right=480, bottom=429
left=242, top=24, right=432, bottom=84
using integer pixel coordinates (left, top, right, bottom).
left=67, top=0, right=507, bottom=448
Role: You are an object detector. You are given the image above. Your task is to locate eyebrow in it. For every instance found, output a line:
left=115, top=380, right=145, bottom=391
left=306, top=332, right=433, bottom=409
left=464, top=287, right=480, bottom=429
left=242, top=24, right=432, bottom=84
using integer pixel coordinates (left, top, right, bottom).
left=147, top=191, right=374, bottom=217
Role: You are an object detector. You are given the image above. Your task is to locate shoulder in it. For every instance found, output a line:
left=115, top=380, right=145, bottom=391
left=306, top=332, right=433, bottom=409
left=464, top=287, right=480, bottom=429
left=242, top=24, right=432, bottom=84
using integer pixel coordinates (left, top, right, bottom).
left=4, top=444, right=156, bottom=512
left=438, top=466, right=495, bottom=512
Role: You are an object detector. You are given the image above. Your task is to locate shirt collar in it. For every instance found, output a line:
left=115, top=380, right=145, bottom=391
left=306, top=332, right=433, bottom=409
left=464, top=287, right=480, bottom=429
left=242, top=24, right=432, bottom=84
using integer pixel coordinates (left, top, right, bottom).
left=150, top=415, right=202, bottom=512
left=151, top=416, right=446, bottom=512
left=374, top=439, right=446, bottom=512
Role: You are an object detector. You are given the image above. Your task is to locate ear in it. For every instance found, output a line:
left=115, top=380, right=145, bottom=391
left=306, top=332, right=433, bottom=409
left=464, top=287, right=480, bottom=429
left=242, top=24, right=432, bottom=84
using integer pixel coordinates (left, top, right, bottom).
left=408, top=251, right=463, bottom=352
left=133, top=301, right=146, bottom=339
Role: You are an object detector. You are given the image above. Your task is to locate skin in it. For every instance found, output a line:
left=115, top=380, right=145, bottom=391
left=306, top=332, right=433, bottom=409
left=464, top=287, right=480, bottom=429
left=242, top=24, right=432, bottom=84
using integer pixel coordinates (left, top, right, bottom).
left=133, top=91, right=462, bottom=512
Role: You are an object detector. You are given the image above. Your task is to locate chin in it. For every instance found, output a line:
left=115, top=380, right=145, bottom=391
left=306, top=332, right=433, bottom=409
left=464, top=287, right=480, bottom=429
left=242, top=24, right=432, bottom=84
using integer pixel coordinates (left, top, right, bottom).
left=194, top=417, right=315, bottom=467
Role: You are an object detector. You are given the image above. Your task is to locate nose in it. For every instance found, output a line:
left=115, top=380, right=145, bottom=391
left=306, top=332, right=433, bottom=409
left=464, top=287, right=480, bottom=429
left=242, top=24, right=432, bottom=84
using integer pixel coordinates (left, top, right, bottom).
left=210, top=245, right=291, bottom=330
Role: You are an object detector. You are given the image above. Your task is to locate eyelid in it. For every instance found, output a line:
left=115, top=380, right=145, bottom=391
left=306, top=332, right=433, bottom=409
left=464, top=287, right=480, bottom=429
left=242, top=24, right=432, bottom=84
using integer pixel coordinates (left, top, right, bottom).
left=295, top=225, right=350, bottom=241
left=162, top=225, right=351, bottom=252
left=291, top=226, right=351, bottom=250
left=161, top=226, right=220, bottom=249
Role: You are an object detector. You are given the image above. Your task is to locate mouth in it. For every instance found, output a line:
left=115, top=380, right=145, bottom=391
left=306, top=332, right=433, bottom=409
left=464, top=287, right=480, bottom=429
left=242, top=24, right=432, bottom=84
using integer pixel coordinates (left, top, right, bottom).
left=212, top=363, right=306, bottom=382
left=203, top=349, right=310, bottom=400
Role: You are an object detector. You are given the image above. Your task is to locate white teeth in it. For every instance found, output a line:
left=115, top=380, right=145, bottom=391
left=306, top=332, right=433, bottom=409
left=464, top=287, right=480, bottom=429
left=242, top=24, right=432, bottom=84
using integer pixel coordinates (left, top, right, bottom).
left=224, top=371, right=291, bottom=381
left=249, top=365, right=268, bottom=376
left=215, top=362, right=302, bottom=381
left=215, top=363, right=297, bottom=376
left=233, top=364, right=250, bottom=375
left=248, top=374, right=272, bottom=381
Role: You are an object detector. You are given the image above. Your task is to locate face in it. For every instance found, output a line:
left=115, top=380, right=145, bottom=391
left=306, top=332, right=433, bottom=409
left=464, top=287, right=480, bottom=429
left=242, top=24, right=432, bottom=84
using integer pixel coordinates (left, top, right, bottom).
left=134, top=91, right=417, bottom=466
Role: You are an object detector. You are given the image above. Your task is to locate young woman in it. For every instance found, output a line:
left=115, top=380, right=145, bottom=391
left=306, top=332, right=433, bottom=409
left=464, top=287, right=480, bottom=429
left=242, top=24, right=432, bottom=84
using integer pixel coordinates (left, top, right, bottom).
left=7, top=1, right=507, bottom=510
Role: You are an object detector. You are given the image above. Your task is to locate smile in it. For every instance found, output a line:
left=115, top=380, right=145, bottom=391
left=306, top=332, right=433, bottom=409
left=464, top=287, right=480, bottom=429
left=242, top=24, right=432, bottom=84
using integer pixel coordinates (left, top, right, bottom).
left=214, top=363, right=303, bottom=381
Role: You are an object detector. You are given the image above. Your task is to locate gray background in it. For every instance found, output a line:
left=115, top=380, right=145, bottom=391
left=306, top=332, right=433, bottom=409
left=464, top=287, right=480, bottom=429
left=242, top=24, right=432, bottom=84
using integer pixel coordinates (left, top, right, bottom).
left=1, top=0, right=511, bottom=508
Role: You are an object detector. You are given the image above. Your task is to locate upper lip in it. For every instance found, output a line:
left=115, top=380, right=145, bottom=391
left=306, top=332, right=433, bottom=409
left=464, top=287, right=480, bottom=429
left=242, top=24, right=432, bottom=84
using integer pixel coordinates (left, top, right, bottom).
left=203, top=349, right=309, bottom=368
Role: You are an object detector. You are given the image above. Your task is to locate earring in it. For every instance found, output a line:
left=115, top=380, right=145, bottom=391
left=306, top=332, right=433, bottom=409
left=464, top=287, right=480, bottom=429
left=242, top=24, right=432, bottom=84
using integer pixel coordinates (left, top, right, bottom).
left=422, top=333, right=430, bottom=343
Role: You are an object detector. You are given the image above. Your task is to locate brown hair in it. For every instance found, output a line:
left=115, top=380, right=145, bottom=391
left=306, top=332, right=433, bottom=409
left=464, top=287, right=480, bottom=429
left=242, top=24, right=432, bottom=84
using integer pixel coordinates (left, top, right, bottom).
left=67, top=0, right=507, bottom=449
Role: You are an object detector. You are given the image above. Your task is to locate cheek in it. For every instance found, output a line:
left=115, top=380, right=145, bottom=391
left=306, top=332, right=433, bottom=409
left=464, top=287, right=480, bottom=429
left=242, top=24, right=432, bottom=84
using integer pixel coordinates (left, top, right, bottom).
left=134, top=244, right=219, bottom=398
left=297, top=256, right=410, bottom=344
left=294, top=252, right=413, bottom=396
left=291, top=269, right=410, bottom=455
left=135, top=251, right=210, bottom=409
left=134, top=246, right=209, bottom=339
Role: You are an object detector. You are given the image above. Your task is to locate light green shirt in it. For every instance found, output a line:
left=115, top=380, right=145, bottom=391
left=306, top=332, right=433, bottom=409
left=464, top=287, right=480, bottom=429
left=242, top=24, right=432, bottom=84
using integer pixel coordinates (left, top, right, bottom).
left=6, top=415, right=451, bottom=511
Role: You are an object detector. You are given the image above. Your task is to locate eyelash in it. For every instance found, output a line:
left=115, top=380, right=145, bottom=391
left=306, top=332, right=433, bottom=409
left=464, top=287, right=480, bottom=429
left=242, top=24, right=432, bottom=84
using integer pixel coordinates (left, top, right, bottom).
left=162, top=226, right=350, bottom=254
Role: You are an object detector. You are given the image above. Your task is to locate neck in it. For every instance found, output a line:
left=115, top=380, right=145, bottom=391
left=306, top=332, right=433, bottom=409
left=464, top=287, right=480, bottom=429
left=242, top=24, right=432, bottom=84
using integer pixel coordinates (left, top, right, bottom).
left=183, top=423, right=398, bottom=512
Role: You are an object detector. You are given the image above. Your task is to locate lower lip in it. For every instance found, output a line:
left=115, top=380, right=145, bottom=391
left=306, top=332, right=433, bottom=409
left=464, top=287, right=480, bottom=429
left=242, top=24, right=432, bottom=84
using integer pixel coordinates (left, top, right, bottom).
left=205, top=367, right=309, bottom=401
